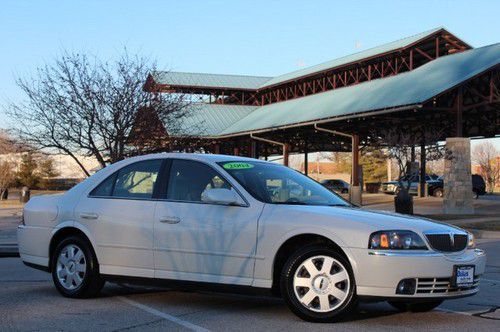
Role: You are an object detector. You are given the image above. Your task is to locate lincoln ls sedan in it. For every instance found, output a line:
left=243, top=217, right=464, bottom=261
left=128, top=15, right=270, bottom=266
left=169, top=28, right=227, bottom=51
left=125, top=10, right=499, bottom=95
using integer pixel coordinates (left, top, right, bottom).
left=18, top=153, right=486, bottom=322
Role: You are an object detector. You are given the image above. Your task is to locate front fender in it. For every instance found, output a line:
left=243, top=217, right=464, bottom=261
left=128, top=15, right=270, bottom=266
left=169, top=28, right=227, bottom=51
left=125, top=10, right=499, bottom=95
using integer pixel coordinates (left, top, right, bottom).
left=253, top=226, right=358, bottom=288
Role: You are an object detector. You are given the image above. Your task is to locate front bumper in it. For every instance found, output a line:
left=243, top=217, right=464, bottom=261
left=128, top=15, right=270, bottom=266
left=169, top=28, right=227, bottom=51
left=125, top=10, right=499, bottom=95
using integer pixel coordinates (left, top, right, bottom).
left=350, top=247, right=486, bottom=299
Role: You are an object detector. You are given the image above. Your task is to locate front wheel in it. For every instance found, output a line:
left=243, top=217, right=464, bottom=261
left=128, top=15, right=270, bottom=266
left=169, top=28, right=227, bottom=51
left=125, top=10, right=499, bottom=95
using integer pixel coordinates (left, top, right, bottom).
left=280, top=245, right=357, bottom=322
left=388, top=300, right=443, bottom=312
left=51, top=236, right=104, bottom=298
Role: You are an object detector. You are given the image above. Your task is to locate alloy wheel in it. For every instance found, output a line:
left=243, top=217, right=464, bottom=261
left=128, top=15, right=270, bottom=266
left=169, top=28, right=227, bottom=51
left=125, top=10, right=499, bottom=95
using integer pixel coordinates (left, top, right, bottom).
left=293, top=255, right=350, bottom=313
left=56, top=244, right=87, bottom=290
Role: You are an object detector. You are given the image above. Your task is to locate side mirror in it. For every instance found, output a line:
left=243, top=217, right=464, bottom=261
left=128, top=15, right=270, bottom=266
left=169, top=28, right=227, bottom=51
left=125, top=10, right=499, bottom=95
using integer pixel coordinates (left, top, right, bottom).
left=201, top=188, right=244, bottom=206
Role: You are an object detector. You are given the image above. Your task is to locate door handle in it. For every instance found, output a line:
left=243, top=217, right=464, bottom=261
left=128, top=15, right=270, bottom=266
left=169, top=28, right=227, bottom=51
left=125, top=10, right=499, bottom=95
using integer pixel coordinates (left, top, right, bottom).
left=80, top=212, right=99, bottom=220
left=159, top=216, right=180, bottom=224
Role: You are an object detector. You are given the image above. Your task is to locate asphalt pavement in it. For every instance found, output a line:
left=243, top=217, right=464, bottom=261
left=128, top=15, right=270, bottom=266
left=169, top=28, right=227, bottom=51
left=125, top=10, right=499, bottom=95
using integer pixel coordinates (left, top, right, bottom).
left=1, top=239, right=499, bottom=331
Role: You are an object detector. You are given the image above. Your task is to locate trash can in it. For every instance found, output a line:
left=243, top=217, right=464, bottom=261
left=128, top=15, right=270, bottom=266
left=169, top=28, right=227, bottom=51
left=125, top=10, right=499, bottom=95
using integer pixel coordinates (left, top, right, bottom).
left=20, top=186, right=30, bottom=203
left=365, top=182, right=381, bottom=193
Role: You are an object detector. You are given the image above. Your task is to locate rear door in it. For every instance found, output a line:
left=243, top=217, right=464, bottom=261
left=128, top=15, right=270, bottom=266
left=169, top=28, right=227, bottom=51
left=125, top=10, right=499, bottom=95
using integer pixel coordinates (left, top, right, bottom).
left=153, top=159, right=262, bottom=285
left=74, top=159, right=164, bottom=278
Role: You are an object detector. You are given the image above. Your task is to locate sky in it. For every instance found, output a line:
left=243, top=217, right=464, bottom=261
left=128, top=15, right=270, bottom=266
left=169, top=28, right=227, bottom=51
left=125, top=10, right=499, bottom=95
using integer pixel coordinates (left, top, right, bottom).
left=0, top=0, right=498, bottom=146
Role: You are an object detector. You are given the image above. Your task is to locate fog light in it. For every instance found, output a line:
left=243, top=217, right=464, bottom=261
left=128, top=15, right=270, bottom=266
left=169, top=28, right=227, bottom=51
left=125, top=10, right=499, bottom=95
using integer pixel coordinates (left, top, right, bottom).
left=396, top=278, right=416, bottom=295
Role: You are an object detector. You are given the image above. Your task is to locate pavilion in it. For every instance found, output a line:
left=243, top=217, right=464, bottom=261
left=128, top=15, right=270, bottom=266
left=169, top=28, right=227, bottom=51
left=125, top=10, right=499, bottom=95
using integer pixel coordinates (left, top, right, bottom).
left=144, top=27, right=500, bottom=212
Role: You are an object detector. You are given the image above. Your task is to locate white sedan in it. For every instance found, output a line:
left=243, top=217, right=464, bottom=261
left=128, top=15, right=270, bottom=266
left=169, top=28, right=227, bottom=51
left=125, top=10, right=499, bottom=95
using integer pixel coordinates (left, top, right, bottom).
left=18, top=153, right=486, bottom=322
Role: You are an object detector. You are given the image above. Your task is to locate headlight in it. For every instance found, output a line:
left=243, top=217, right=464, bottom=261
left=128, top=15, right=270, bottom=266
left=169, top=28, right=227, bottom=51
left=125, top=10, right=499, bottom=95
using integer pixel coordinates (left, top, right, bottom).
left=467, top=232, right=475, bottom=249
left=369, top=230, right=428, bottom=250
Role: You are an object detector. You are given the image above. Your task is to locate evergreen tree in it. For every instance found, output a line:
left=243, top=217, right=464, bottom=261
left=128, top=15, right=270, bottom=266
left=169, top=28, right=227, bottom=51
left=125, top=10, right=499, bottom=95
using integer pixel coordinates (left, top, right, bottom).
left=17, top=153, right=40, bottom=188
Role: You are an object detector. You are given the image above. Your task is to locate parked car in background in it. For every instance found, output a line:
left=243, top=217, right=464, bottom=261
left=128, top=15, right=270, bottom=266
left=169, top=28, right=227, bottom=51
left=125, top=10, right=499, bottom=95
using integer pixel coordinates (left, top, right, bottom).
left=320, top=179, right=350, bottom=193
left=430, top=175, right=486, bottom=199
left=18, top=154, right=485, bottom=322
left=382, top=174, right=440, bottom=195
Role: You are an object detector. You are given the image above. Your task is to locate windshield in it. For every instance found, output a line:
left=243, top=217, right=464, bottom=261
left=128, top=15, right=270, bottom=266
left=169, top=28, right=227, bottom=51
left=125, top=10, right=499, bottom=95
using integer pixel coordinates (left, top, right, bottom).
left=218, top=161, right=350, bottom=206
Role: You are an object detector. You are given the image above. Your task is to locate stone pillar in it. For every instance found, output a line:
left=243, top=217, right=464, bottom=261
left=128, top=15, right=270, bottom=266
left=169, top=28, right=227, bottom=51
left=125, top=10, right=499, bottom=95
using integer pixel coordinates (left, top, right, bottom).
left=444, top=137, right=474, bottom=214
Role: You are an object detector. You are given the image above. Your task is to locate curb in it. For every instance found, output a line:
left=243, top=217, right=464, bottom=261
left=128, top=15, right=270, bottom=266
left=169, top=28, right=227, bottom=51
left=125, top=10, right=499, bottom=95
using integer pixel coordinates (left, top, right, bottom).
left=0, top=245, right=19, bottom=258
left=467, top=229, right=500, bottom=240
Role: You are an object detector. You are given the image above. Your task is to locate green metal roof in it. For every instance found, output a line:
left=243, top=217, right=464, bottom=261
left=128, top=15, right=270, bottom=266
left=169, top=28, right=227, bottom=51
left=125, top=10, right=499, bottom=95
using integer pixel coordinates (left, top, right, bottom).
left=151, top=71, right=272, bottom=90
left=153, top=28, right=468, bottom=91
left=217, top=43, right=500, bottom=136
left=259, top=27, right=446, bottom=88
left=171, top=104, right=257, bottom=136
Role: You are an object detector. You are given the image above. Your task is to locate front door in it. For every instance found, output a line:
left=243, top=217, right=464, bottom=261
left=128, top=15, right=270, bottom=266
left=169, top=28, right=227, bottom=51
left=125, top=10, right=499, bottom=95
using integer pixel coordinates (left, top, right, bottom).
left=75, top=159, right=163, bottom=278
left=154, top=159, right=262, bottom=285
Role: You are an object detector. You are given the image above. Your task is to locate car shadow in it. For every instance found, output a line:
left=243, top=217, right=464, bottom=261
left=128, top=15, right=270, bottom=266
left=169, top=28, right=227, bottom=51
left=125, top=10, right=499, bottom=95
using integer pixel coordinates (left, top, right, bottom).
left=100, top=282, right=401, bottom=322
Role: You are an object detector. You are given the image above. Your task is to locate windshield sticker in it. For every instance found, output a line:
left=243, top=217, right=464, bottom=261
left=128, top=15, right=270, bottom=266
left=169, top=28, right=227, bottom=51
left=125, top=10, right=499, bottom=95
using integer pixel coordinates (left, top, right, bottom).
left=223, top=162, right=254, bottom=170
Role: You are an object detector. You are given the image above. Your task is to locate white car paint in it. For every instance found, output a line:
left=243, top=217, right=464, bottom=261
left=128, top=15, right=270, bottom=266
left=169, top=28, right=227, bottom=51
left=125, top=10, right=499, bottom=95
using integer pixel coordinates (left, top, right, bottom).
left=18, top=153, right=486, bottom=299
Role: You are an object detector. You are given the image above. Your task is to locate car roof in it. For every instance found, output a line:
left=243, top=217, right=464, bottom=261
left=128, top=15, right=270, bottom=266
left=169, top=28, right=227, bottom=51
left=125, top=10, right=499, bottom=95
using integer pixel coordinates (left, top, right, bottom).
left=121, top=152, right=267, bottom=164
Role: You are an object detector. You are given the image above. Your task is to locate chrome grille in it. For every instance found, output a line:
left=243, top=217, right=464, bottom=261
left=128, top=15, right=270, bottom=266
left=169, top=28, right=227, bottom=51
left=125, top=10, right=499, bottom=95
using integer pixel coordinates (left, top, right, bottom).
left=416, top=276, right=479, bottom=294
left=425, top=234, right=468, bottom=252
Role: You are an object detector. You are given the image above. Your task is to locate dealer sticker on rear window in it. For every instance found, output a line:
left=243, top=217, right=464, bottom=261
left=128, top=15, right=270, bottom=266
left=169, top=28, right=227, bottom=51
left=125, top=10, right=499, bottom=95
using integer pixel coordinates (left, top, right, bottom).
left=223, top=162, right=254, bottom=170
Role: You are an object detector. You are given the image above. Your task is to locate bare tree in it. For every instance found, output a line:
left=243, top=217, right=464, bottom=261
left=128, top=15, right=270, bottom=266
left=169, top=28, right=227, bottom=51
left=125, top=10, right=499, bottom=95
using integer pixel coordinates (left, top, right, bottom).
left=472, top=141, right=499, bottom=193
left=8, top=50, right=191, bottom=176
left=0, top=130, right=23, bottom=154
left=370, top=126, right=446, bottom=213
left=371, top=127, right=445, bottom=192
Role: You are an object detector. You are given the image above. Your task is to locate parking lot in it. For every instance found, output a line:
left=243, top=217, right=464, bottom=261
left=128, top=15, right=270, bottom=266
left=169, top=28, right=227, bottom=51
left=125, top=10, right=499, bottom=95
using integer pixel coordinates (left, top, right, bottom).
left=0, top=238, right=498, bottom=331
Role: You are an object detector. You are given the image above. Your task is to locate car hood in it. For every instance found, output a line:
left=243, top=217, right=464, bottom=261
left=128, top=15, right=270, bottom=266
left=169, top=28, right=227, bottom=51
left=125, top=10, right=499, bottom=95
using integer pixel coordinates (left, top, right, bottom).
left=262, top=204, right=465, bottom=248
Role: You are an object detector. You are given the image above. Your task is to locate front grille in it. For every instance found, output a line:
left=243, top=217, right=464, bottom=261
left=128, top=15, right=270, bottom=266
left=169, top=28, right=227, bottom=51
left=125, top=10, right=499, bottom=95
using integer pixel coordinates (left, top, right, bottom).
left=416, top=276, right=479, bottom=294
left=425, top=234, right=468, bottom=252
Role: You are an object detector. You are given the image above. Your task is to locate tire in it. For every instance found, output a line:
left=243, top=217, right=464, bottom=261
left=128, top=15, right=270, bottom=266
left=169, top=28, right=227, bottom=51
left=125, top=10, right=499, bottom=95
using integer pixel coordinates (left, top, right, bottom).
left=51, top=235, right=105, bottom=298
left=433, top=188, right=443, bottom=198
left=388, top=300, right=443, bottom=312
left=280, top=245, right=357, bottom=322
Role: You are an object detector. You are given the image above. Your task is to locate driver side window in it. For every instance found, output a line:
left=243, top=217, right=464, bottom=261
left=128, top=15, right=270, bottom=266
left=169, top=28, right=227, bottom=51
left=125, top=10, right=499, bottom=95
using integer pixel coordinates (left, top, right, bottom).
left=167, top=160, right=232, bottom=202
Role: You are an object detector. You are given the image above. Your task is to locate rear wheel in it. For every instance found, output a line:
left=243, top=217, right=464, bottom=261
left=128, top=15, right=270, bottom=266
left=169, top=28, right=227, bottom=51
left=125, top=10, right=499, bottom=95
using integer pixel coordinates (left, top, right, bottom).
left=51, top=236, right=104, bottom=298
left=280, top=245, right=357, bottom=322
left=388, top=300, right=443, bottom=312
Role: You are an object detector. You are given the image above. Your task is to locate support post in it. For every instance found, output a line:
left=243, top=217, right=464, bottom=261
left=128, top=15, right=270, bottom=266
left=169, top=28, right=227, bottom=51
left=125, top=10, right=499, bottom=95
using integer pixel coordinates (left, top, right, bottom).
left=304, top=139, right=309, bottom=176
left=419, top=142, right=426, bottom=197
left=213, top=143, right=220, bottom=154
left=455, top=87, right=463, bottom=137
left=283, top=143, right=290, bottom=167
left=249, top=141, right=258, bottom=158
left=312, top=124, right=361, bottom=205
left=233, top=147, right=239, bottom=156
left=350, top=134, right=362, bottom=206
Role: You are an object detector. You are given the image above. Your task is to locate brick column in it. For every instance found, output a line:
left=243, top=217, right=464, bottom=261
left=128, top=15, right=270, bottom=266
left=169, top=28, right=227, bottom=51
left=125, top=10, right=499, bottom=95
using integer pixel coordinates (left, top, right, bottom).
left=444, top=137, right=474, bottom=214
